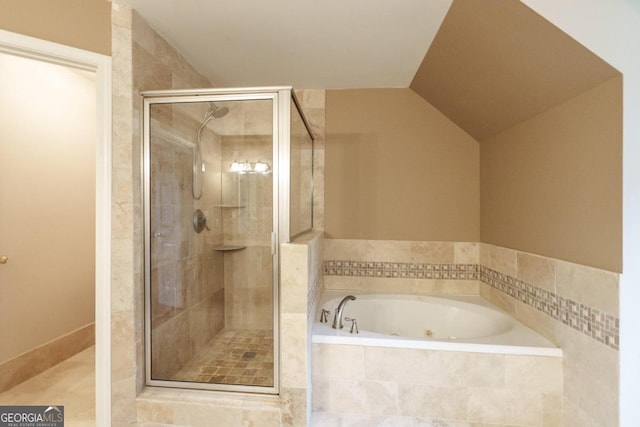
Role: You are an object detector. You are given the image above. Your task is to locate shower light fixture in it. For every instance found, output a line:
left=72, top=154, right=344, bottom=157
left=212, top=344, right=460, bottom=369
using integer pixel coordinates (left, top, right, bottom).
left=229, top=159, right=271, bottom=175
left=253, top=161, right=270, bottom=174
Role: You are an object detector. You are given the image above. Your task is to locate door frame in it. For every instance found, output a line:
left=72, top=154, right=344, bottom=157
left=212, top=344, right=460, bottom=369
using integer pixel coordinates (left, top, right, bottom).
left=0, top=29, right=112, bottom=426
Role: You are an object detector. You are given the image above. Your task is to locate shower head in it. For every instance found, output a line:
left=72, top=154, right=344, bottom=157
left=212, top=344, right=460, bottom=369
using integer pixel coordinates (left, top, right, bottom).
left=196, top=101, right=229, bottom=139
left=207, top=102, right=229, bottom=119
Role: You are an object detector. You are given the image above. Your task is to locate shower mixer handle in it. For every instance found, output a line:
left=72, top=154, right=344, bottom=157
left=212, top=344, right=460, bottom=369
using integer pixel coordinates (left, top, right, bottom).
left=192, top=209, right=210, bottom=233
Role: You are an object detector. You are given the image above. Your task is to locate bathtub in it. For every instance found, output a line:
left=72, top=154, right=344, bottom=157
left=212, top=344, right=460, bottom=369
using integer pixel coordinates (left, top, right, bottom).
left=312, top=291, right=562, bottom=357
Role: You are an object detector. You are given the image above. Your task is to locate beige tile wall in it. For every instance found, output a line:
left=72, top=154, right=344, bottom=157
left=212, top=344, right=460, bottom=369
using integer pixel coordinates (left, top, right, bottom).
left=479, top=243, right=619, bottom=427
left=312, top=344, right=562, bottom=426
left=112, top=3, right=228, bottom=424
left=220, top=135, right=274, bottom=330
left=280, top=230, right=325, bottom=426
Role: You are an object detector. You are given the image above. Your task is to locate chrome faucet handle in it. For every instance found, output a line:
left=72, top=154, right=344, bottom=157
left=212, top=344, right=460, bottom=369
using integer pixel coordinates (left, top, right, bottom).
left=320, top=309, right=330, bottom=323
left=345, top=317, right=359, bottom=335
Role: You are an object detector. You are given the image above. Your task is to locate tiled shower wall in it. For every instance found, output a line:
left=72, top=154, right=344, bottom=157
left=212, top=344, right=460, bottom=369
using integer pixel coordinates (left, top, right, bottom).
left=149, top=109, right=225, bottom=379
left=221, top=135, right=273, bottom=330
left=324, top=239, right=620, bottom=426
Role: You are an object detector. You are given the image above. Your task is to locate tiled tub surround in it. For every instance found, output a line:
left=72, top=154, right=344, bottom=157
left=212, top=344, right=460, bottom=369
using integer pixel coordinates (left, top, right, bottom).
left=323, top=240, right=619, bottom=352
left=323, top=239, right=620, bottom=426
left=481, top=265, right=618, bottom=350
left=479, top=244, right=619, bottom=426
left=312, top=344, right=563, bottom=426
left=324, top=260, right=618, bottom=351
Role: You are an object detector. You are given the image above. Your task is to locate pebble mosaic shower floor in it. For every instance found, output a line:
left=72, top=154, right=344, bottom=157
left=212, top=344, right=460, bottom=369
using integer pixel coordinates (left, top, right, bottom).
left=172, top=329, right=274, bottom=386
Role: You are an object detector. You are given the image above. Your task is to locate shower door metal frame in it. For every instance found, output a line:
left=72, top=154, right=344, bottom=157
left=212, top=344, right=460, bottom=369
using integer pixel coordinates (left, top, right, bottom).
left=142, top=87, right=292, bottom=395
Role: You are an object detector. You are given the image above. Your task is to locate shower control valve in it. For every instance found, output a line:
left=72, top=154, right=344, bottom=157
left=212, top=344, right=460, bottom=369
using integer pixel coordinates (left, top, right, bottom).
left=192, top=209, right=210, bottom=233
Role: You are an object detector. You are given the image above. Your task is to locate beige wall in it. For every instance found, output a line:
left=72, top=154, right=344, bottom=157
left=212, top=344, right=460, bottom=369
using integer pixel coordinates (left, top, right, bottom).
left=325, top=88, right=480, bottom=242
left=0, top=0, right=111, bottom=55
left=0, top=53, right=95, bottom=363
left=481, top=76, right=622, bottom=272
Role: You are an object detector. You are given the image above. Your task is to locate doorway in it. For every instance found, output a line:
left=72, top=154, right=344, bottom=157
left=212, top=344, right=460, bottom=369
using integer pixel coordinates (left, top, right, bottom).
left=0, top=30, right=111, bottom=426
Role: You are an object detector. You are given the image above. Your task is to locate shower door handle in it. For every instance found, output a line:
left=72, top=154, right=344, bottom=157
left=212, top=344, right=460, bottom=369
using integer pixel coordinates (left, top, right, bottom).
left=271, top=232, right=277, bottom=255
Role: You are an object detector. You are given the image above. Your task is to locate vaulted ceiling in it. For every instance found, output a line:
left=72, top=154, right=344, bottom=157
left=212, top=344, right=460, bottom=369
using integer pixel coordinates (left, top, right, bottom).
left=410, top=0, right=620, bottom=140
left=120, top=0, right=620, bottom=140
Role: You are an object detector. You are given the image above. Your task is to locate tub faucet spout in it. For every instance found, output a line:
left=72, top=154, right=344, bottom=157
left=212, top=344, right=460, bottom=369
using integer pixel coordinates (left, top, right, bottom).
left=332, top=295, right=356, bottom=329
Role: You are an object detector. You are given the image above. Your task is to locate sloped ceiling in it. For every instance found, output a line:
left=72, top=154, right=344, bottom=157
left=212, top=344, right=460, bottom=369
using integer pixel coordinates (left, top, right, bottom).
left=410, top=0, right=620, bottom=141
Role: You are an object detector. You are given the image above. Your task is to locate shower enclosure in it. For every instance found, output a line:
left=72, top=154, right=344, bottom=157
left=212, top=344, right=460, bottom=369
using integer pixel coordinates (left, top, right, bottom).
left=142, top=87, right=313, bottom=393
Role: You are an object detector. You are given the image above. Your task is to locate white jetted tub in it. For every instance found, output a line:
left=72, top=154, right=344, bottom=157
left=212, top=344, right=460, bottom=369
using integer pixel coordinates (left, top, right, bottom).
left=313, top=291, right=562, bottom=356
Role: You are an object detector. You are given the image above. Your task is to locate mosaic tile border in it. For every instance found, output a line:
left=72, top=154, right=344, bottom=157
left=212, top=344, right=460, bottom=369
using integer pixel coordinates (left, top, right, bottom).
left=324, top=260, right=479, bottom=280
left=323, top=260, right=619, bottom=351
left=480, top=266, right=619, bottom=351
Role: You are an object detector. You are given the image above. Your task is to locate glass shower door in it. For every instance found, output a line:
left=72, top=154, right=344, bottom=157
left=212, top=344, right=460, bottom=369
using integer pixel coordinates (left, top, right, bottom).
left=144, top=94, right=277, bottom=393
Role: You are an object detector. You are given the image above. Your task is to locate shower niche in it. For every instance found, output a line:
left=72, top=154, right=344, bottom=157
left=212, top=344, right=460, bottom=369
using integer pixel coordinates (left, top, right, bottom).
left=143, top=87, right=313, bottom=394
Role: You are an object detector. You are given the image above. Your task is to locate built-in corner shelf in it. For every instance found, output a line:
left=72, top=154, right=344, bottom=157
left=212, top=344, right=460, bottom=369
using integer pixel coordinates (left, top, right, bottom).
left=212, top=245, right=246, bottom=252
left=213, top=204, right=246, bottom=208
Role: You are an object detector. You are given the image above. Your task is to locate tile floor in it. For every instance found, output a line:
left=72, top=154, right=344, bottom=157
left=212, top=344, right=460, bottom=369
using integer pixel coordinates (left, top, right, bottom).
left=0, top=346, right=95, bottom=426
left=172, top=329, right=274, bottom=386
